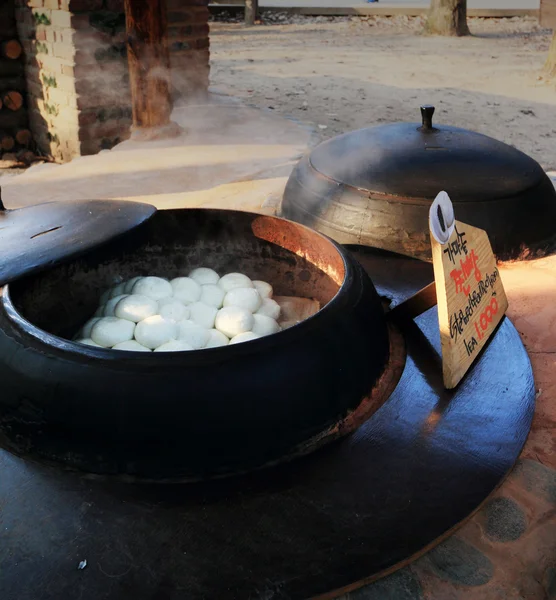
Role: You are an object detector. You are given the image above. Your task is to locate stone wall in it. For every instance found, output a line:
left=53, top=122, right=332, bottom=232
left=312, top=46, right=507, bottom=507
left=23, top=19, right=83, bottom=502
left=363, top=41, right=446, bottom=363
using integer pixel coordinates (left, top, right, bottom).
left=14, top=0, right=210, bottom=163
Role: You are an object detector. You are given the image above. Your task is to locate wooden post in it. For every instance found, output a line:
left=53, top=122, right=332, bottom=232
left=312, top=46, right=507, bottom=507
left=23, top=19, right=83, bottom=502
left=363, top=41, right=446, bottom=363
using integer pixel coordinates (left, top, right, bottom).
left=545, top=31, right=556, bottom=79
left=426, top=0, right=469, bottom=36
left=541, top=0, right=556, bottom=28
left=245, top=0, right=258, bottom=26
left=541, top=1, right=556, bottom=78
left=124, top=0, right=181, bottom=140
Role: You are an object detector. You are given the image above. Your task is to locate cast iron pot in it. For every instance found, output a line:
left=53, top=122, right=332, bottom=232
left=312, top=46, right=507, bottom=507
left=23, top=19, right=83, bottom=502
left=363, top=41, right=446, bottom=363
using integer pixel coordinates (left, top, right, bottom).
left=281, top=106, right=556, bottom=261
left=0, top=209, right=391, bottom=480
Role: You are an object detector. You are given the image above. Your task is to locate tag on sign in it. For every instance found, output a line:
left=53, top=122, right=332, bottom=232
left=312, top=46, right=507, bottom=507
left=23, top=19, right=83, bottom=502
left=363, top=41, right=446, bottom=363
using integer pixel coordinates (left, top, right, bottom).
left=430, top=192, right=508, bottom=389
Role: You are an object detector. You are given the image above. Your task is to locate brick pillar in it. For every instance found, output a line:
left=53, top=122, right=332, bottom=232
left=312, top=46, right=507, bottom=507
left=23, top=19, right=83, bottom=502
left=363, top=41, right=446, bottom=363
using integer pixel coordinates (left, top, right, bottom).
left=14, top=0, right=210, bottom=163
left=15, top=1, right=80, bottom=162
left=166, top=0, right=210, bottom=101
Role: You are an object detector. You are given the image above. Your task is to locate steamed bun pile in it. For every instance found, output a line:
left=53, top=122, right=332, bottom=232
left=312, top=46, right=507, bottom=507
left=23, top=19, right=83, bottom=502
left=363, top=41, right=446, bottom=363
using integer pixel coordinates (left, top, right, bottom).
left=75, top=268, right=282, bottom=352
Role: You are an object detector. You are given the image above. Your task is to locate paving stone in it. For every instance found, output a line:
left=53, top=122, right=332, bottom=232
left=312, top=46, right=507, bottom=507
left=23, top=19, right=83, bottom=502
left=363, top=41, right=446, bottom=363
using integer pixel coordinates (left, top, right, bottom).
left=546, top=566, right=556, bottom=600
left=349, top=568, right=423, bottom=600
left=484, top=496, right=527, bottom=542
left=427, top=537, right=493, bottom=587
left=514, top=459, right=556, bottom=505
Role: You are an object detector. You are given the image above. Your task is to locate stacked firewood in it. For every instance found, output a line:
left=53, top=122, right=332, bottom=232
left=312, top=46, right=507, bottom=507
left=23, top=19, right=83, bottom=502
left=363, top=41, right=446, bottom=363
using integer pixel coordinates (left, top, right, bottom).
left=0, top=13, right=34, bottom=167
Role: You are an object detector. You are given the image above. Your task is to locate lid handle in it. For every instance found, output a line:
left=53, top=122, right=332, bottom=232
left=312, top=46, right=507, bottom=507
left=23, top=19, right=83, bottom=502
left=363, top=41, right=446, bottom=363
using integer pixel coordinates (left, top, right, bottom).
left=420, top=105, right=435, bottom=131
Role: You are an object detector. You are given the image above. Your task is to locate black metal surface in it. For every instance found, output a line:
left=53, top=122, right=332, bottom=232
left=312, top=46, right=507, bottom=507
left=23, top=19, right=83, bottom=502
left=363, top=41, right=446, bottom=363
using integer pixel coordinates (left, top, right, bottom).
left=308, top=107, right=545, bottom=201
left=0, top=209, right=389, bottom=480
left=281, top=107, right=556, bottom=261
left=0, top=248, right=535, bottom=600
left=0, top=193, right=156, bottom=286
left=418, top=104, right=436, bottom=132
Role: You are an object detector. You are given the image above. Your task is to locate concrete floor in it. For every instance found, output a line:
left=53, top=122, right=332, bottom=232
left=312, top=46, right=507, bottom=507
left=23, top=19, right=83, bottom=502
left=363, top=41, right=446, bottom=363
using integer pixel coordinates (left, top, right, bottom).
left=1, top=95, right=314, bottom=215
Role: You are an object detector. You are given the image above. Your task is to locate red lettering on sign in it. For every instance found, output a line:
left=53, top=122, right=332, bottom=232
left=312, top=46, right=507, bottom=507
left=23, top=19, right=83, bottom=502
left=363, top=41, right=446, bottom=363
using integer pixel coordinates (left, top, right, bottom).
left=450, top=267, right=466, bottom=295
left=473, top=297, right=499, bottom=340
left=450, top=249, right=482, bottom=296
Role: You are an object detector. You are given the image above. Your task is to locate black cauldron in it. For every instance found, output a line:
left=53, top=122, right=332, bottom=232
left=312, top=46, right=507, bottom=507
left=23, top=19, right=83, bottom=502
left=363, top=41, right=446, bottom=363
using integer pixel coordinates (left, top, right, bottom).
left=0, top=209, right=392, bottom=480
left=281, top=105, right=556, bottom=261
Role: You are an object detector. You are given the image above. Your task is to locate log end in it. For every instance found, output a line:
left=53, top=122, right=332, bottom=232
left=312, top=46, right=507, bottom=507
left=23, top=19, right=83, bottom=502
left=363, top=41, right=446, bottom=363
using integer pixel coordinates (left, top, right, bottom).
left=3, top=91, right=23, bottom=111
left=2, top=40, right=22, bottom=60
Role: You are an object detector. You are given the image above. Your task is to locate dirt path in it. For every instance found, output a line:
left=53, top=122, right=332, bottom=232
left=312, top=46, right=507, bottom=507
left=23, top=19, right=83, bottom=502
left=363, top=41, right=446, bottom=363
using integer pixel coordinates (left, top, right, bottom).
left=210, top=15, right=556, bottom=169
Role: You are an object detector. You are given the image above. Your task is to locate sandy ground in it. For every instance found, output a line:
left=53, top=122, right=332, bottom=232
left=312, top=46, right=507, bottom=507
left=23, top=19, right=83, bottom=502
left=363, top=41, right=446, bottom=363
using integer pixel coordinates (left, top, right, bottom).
left=210, top=15, right=556, bottom=170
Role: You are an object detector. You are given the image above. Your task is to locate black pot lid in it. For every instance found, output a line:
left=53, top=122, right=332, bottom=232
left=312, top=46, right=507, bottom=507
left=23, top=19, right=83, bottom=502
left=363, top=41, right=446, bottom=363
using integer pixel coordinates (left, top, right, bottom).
left=0, top=189, right=156, bottom=286
left=309, top=105, right=546, bottom=202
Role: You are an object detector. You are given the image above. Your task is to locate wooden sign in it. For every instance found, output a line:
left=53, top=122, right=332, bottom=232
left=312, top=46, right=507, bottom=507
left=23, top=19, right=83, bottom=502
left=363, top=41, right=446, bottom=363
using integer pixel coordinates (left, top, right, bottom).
left=430, top=192, right=508, bottom=389
left=541, top=0, right=556, bottom=28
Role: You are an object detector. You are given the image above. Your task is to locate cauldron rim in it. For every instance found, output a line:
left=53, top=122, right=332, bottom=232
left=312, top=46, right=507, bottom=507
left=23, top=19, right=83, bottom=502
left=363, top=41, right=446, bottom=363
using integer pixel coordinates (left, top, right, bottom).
left=0, top=209, right=391, bottom=478
left=2, top=210, right=356, bottom=361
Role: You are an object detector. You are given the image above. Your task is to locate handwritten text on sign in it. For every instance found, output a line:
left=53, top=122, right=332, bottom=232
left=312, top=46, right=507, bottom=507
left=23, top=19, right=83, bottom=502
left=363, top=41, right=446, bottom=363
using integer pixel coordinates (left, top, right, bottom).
left=432, top=220, right=508, bottom=389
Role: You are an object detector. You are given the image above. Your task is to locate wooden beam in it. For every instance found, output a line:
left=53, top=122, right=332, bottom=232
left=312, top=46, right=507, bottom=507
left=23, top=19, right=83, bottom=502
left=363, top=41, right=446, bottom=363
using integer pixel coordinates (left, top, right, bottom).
left=544, top=29, right=556, bottom=77
left=124, top=0, right=180, bottom=139
left=245, top=0, right=259, bottom=25
left=426, top=0, right=470, bottom=36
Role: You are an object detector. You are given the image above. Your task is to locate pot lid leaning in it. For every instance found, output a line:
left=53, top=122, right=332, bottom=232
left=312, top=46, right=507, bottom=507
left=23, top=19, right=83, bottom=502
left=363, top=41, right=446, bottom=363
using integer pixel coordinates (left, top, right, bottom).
left=281, top=106, right=556, bottom=261
left=0, top=189, right=156, bottom=286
